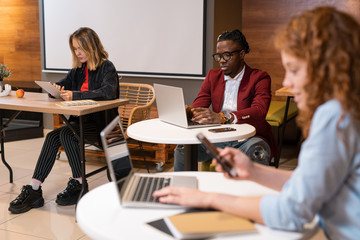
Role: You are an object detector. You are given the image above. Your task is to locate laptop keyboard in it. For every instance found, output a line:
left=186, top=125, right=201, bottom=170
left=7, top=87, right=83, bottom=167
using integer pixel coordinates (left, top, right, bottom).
left=132, top=176, right=171, bottom=202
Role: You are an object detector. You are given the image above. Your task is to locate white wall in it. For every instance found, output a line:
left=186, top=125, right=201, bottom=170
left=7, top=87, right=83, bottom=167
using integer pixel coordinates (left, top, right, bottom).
left=42, top=0, right=206, bottom=77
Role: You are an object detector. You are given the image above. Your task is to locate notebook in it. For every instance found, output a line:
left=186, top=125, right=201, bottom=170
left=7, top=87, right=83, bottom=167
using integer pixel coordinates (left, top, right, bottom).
left=164, top=210, right=256, bottom=239
left=153, top=84, right=220, bottom=129
left=34, top=81, right=61, bottom=99
left=56, top=100, right=99, bottom=107
left=100, top=116, right=198, bottom=208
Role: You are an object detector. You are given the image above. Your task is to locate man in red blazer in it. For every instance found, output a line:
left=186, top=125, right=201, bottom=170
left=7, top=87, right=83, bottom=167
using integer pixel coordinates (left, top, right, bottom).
left=174, top=29, right=278, bottom=171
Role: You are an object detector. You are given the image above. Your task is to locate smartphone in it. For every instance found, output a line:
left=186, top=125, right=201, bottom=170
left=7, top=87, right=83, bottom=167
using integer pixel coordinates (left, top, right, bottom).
left=196, top=133, right=237, bottom=178
left=208, top=127, right=236, bottom=133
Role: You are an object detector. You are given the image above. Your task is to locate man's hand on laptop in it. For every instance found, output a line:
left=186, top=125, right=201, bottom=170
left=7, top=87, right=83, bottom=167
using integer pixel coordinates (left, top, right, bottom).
left=185, top=105, right=194, bottom=120
left=191, top=107, right=222, bottom=124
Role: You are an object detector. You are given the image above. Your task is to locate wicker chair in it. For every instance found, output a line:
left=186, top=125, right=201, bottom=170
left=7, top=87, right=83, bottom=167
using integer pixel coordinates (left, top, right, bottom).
left=118, top=83, right=155, bottom=172
left=118, top=83, right=155, bottom=136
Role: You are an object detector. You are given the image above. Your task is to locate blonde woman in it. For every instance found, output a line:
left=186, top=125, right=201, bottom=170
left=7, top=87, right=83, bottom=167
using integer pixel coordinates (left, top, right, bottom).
left=9, top=27, right=119, bottom=213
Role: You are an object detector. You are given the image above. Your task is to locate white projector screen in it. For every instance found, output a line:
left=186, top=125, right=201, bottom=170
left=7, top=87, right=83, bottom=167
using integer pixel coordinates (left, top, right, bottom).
left=42, top=0, right=206, bottom=77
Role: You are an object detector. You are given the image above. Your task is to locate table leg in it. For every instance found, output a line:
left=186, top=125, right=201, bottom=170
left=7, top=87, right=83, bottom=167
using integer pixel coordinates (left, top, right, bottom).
left=274, top=96, right=292, bottom=168
left=0, top=112, right=13, bottom=183
left=78, top=115, right=87, bottom=201
left=184, top=144, right=198, bottom=171
left=0, top=110, right=22, bottom=183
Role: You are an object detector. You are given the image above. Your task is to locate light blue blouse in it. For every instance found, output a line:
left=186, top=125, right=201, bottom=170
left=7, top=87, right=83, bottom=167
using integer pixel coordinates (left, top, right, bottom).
left=261, top=99, right=360, bottom=239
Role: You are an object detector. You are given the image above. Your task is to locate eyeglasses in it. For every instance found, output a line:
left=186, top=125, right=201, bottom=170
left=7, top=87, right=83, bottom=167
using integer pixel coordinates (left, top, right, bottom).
left=212, top=50, right=242, bottom=62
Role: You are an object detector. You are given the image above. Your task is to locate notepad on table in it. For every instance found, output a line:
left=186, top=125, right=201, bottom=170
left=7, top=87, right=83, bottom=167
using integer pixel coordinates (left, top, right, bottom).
left=57, top=100, right=99, bottom=107
left=164, top=211, right=257, bottom=239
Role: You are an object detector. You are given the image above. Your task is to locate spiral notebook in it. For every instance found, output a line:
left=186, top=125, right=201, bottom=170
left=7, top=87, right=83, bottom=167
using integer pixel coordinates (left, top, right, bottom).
left=57, top=100, right=98, bottom=107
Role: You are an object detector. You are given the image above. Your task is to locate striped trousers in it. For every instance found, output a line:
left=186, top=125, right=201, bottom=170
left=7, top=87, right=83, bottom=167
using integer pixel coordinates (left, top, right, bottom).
left=32, top=123, right=99, bottom=182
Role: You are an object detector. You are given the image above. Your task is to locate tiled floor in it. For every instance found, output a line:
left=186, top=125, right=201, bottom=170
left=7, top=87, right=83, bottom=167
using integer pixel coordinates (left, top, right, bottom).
left=0, top=136, right=303, bottom=240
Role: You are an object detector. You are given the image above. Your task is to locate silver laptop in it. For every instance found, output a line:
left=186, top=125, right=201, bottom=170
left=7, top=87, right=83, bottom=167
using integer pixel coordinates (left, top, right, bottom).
left=154, top=84, right=220, bottom=129
left=100, top=116, right=198, bottom=208
left=35, top=81, right=61, bottom=99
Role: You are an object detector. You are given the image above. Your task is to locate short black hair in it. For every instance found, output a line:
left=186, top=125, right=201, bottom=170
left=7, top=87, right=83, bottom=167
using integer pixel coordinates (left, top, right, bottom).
left=217, top=29, right=250, bottom=54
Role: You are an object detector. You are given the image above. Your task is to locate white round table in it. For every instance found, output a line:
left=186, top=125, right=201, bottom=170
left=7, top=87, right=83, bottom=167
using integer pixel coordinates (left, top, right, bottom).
left=127, top=119, right=256, bottom=170
left=76, top=172, right=319, bottom=240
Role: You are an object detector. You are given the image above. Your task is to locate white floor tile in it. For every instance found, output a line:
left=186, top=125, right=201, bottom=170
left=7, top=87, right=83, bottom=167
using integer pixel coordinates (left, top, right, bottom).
left=0, top=229, right=48, bottom=240
left=0, top=193, right=23, bottom=225
left=0, top=201, right=85, bottom=240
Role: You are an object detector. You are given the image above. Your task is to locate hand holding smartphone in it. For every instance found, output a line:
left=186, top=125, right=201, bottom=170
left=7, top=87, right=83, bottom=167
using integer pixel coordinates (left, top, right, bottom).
left=196, top=133, right=237, bottom=178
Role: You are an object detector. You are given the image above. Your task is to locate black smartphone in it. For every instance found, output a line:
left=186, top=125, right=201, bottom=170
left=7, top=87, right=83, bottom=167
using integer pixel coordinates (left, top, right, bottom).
left=208, top=127, right=236, bottom=133
left=196, top=133, right=237, bottom=178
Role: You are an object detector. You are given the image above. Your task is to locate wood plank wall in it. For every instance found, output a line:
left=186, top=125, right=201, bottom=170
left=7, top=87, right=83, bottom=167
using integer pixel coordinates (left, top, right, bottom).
left=213, top=0, right=242, bottom=69
left=0, top=0, right=41, bottom=82
left=242, top=0, right=360, bottom=100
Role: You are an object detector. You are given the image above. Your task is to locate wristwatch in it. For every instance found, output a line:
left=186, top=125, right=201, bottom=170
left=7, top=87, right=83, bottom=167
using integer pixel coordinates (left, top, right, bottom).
left=220, top=112, right=234, bottom=124
left=224, top=112, right=233, bottom=124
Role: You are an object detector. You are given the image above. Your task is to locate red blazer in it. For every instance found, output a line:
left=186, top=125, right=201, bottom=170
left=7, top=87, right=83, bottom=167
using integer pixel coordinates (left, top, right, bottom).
left=192, top=64, right=278, bottom=157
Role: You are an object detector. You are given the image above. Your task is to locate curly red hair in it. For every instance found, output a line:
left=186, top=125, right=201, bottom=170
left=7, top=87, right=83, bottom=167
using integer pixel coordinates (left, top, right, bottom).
left=275, top=7, right=360, bottom=138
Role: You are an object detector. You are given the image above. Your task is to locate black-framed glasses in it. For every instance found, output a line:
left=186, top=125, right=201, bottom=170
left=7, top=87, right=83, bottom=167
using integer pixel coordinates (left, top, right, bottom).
left=212, top=49, right=242, bottom=62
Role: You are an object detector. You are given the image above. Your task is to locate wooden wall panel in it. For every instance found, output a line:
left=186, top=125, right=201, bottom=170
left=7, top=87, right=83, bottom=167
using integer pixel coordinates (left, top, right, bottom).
left=213, top=0, right=242, bottom=69
left=0, top=0, right=41, bottom=82
left=242, top=0, right=360, bottom=100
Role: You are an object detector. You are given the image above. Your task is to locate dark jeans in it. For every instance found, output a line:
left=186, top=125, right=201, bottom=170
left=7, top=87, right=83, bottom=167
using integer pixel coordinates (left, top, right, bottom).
left=174, top=137, right=271, bottom=171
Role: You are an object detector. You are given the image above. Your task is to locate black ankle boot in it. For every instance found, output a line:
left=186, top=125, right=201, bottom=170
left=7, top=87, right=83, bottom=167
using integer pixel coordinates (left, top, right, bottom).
left=9, top=185, right=44, bottom=214
left=56, top=178, right=88, bottom=206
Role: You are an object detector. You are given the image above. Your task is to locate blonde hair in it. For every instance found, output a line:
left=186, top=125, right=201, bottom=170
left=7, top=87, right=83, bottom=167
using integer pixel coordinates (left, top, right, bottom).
left=69, top=27, right=108, bottom=70
left=275, top=7, right=360, bottom=138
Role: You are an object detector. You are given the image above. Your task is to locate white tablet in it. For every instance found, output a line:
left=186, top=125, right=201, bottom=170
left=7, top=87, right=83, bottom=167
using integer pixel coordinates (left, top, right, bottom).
left=34, top=81, right=61, bottom=99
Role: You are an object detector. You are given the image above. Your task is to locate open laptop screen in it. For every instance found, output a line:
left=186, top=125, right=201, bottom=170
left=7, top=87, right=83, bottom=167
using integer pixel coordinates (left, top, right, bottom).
left=101, top=116, right=198, bottom=208
left=101, top=117, right=132, bottom=195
